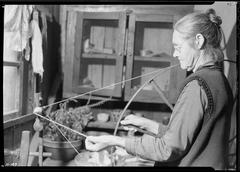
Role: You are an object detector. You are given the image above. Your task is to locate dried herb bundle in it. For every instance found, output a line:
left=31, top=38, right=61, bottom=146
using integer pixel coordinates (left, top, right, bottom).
left=43, top=105, right=93, bottom=141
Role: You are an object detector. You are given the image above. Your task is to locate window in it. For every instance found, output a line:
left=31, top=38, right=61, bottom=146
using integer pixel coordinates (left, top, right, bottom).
left=3, top=5, right=46, bottom=125
left=3, top=32, right=25, bottom=121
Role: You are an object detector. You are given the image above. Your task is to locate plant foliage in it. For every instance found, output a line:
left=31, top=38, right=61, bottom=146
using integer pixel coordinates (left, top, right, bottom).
left=43, top=105, right=93, bottom=141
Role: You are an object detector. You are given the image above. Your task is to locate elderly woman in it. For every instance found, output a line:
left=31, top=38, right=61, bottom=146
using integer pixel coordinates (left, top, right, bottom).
left=85, top=9, right=233, bottom=169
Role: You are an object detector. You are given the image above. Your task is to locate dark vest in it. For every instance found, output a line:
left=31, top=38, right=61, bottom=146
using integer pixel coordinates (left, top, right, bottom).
left=155, top=65, right=233, bottom=169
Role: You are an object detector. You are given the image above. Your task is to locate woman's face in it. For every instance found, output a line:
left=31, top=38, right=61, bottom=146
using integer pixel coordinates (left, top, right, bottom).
left=172, top=30, right=199, bottom=71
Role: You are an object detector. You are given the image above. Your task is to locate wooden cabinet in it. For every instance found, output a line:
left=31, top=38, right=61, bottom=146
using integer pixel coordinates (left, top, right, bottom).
left=61, top=6, right=192, bottom=104
left=125, top=12, right=186, bottom=104
left=63, top=11, right=126, bottom=98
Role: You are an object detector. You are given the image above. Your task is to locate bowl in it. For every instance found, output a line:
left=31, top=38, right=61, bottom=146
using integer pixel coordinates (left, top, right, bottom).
left=43, top=138, right=82, bottom=162
left=97, top=113, right=110, bottom=122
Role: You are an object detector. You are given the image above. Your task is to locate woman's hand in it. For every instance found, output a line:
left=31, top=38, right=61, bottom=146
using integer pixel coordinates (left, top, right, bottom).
left=120, top=114, right=148, bottom=129
left=85, top=135, right=125, bottom=152
left=120, top=114, right=159, bottom=134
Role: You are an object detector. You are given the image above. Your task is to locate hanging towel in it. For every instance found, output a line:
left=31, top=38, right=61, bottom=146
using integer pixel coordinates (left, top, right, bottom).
left=4, top=5, right=33, bottom=52
left=30, top=10, right=44, bottom=79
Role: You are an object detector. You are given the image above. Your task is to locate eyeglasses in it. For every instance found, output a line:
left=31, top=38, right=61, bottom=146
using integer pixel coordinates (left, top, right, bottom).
left=173, top=40, right=190, bottom=53
left=174, top=45, right=182, bottom=52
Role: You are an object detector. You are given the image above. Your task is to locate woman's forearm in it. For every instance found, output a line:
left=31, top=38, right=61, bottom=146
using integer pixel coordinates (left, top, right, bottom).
left=112, top=136, right=126, bottom=148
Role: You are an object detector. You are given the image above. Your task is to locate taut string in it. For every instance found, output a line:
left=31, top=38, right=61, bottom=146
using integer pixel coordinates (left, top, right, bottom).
left=33, top=63, right=180, bottom=159
left=41, top=64, right=180, bottom=110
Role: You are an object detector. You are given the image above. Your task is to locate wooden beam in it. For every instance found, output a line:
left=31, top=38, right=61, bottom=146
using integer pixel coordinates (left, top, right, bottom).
left=3, top=61, right=20, bottom=67
left=3, top=110, right=19, bottom=122
left=4, top=113, right=35, bottom=129
left=29, top=152, right=52, bottom=157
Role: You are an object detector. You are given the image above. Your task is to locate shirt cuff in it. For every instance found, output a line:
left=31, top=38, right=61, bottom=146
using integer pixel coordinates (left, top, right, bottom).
left=125, top=137, right=140, bottom=155
left=156, top=122, right=167, bottom=138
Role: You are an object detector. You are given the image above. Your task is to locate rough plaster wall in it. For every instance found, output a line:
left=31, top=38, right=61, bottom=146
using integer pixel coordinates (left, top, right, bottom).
left=194, top=2, right=237, bottom=78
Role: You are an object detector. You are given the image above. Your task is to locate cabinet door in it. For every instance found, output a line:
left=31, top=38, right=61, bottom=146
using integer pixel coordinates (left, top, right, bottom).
left=63, top=11, right=126, bottom=98
left=125, top=13, right=186, bottom=104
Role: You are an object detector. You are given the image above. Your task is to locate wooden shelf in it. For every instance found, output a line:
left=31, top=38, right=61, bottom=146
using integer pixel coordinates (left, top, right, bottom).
left=82, top=53, right=117, bottom=60
left=63, top=92, right=120, bottom=101
left=134, top=55, right=173, bottom=62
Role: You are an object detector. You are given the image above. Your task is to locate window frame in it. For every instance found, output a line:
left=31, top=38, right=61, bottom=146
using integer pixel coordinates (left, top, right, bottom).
left=3, top=55, right=37, bottom=129
left=3, top=55, right=24, bottom=122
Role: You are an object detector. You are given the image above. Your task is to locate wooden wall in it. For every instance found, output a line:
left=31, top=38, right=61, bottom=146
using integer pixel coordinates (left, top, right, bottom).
left=3, top=5, right=61, bottom=165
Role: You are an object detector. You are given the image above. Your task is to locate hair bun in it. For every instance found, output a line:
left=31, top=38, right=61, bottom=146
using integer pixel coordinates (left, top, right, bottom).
left=206, top=8, right=222, bottom=26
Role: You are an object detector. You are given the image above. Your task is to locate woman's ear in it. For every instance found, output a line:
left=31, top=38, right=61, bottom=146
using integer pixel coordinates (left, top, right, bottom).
left=195, top=33, right=205, bottom=50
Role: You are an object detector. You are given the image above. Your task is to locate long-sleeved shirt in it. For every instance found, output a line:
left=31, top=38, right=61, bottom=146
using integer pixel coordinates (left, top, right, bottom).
left=125, top=79, right=208, bottom=162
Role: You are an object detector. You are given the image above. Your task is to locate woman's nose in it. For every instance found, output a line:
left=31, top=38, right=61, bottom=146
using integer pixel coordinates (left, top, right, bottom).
left=173, top=50, right=178, bottom=58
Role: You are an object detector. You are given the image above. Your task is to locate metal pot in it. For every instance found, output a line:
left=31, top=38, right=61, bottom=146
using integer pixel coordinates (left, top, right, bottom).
left=43, top=138, right=82, bottom=162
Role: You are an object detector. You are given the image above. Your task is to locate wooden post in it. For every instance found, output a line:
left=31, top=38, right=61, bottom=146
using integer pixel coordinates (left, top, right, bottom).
left=18, top=131, right=30, bottom=166
left=38, top=137, right=43, bottom=166
left=27, top=131, right=39, bottom=166
left=33, top=73, right=44, bottom=166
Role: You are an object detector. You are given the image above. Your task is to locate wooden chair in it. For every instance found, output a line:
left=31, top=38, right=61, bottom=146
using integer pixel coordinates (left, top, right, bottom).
left=4, top=123, right=52, bottom=166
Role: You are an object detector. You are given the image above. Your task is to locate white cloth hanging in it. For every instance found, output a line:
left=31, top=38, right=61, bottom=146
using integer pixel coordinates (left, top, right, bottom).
left=30, top=10, right=44, bottom=79
left=4, top=5, right=33, bottom=52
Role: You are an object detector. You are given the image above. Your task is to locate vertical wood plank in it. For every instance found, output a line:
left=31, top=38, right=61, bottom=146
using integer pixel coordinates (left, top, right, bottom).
left=124, top=13, right=136, bottom=100
left=92, top=64, right=102, bottom=88
left=60, top=5, right=67, bottom=66
left=103, top=26, right=116, bottom=90
left=134, top=22, right=144, bottom=56
left=91, top=26, right=105, bottom=51
left=112, top=11, right=126, bottom=97
left=21, top=59, right=30, bottom=115
left=18, top=55, right=24, bottom=116
left=104, top=27, right=111, bottom=49
left=88, top=26, right=96, bottom=87
left=27, top=132, right=39, bottom=166
left=18, top=131, right=30, bottom=166
left=63, top=11, right=77, bottom=93
left=73, top=12, right=83, bottom=89
left=103, top=62, right=115, bottom=89
left=89, top=26, right=104, bottom=89
left=90, top=26, right=94, bottom=47
left=104, top=26, right=117, bottom=52
left=30, top=67, right=35, bottom=112
left=112, top=11, right=127, bottom=97
left=87, top=63, right=93, bottom=86
left=88, top=63, right=102, bottom=89
left=38, top=137, right=43, bottom=166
